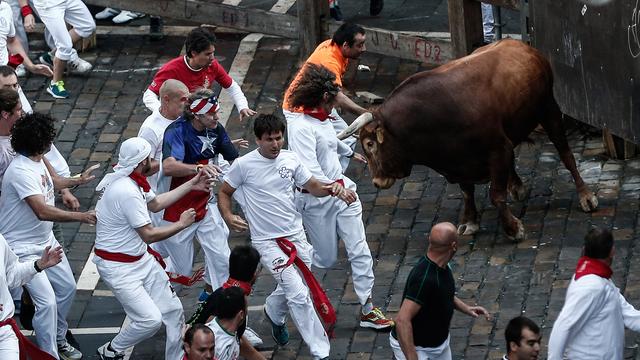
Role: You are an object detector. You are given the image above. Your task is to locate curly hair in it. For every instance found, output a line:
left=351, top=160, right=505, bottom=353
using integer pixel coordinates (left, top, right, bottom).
left=286, top=63, right=340, bottom=109
left=185, top=27, right=216, bottom=58
left=182, top=88, right=215, bottom=122
left=11, top=112, right=56, bottom=157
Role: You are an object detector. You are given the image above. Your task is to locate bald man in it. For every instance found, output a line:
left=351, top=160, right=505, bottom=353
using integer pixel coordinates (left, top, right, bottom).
left=138, top=79, right=189, bottom=260
left=139, top=79, right=189, bottom=189
left=390, top=222, right=490, bottom=360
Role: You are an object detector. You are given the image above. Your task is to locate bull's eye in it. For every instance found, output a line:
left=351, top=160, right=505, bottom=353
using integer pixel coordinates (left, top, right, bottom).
left=365, top=140, right=374, bottom=148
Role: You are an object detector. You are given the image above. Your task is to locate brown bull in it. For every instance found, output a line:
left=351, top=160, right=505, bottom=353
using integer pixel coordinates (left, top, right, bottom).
left=338, top=39, right=598, bottom=240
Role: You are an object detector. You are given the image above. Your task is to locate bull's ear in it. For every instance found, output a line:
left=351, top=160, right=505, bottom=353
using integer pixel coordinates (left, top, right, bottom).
left=376, top=127, right=384, bottom=144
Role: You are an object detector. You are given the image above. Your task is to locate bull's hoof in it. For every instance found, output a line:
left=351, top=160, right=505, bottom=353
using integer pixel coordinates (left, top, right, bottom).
left=509, top=184, right=528, bottom=202
left=506, top=219, right=525, bottom=242
left=457, top=222, right=479, bottom=236
left=579, top=192, right=598, bottom=212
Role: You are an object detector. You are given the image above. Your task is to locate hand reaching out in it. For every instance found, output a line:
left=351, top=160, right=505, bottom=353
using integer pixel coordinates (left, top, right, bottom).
left=232, top=138, right=249, bottom=149
left=36, top=245, right=64, bottom=270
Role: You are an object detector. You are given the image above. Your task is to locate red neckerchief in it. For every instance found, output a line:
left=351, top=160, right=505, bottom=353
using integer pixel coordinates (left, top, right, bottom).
left=129, top=172, right=151, bottom=193
left=303, top=107, right=335, bottom=121
left=222, top=277, right=253, bottom=296
left=575, top=256, right=613, bottom=280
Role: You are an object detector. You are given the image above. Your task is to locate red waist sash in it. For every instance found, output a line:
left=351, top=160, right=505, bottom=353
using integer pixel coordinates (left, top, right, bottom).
left=0, top=317, right=56, bottom=360
left=94, top=247, right=204, bottom=286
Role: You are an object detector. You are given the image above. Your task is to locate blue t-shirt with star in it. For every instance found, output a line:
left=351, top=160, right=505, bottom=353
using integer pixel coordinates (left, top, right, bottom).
left=162, top=117, right=238, bottom=164
left=160, top=117, right=238, bottom=222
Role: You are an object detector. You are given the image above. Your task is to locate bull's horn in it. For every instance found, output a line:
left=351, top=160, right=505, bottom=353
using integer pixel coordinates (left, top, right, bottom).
left=337, top=112, right=374, bottom=140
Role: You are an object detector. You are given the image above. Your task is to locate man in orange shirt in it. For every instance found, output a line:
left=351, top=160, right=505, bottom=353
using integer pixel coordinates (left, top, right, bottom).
left=283, top=22, right=368, bottom=172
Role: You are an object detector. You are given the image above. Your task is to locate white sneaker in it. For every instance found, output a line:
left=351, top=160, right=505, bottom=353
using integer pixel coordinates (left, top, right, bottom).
left=244, top=326, right=263, bottom=347
left=58, top=341, right=82, bottom=360
left=112, top=10, right=145, bottom=24
left=95, top=7, right=120, bottom=20
left=97, top=342, right=125, bottom=360
left=15, top=64, right=26, bottom=77
left=67, top=57, right=92, bottom=74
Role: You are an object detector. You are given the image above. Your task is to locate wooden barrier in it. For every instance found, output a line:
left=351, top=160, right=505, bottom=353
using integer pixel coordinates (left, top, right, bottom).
left=84, top=0, right=457, bottom=65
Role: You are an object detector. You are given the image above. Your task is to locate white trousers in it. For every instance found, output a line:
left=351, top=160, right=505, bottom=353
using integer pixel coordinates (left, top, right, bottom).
left=163, top=205, right=230, bottom=289
left=389, top=333, right=452, bottom=360
left=0, top=326, right=19, bottom=360
left=252, top=231, right=330, bottom=359
left=296, top=177, right=374, bottom=305
left=13, top=237, right=75, bottom=360
left=95, top=252, right=185, bottom=360
left=32, top=0, right=95, bottom=61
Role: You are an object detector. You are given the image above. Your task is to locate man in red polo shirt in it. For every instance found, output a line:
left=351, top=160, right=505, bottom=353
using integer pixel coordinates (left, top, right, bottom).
left=143, top=27, right=256, bottom=121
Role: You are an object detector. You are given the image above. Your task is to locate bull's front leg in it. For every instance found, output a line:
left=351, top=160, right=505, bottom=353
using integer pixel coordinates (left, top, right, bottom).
left=490, top=146, right=525, bottom=241
left=540, top=99, right=598, bottom=212
left=458, top=183, right=479, bottom=236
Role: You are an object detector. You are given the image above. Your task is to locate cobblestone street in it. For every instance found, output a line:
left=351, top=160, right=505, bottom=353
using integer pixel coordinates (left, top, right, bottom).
left=12, top=2, right=640, bottom=359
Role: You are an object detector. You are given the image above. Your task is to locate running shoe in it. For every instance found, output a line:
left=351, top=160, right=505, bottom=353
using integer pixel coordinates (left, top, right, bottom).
left=95, top=7, right=120, bottom=20
left=198, top=289, right=212, bottom=303
left=68, top=57, right=93, bottom=74
left=263, top=307, right=289, bottom=346
left=97, top=342, right=125, bottom=360
left=58, top=341, right=82, bottom=360
left=112, top=10, right=145, bottom=24
left=360, top=307, right=394, bottom=330
left=15, top=64, right=26, bottom=77
left=48, top=80, right=69, bottom=99
left=244, top=326, right=263, bottom=347
left=39, top=51, right=54, bottom=67
left=330, top=5, right=343, bottom=21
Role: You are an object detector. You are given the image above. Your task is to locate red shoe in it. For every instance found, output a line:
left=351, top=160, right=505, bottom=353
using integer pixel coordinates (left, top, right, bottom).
left=360, top=307, right=394, bottom=330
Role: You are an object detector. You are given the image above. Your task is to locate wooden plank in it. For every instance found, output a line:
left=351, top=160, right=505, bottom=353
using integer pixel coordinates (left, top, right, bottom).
left=84, top=0, right=299, bottom=39
left=297, top=0, right=328, bottom=60
left=85, top=0, right=452, bottom=65
left=326, top=22, right=454, bottom=65
left=476, top=0, right=519, bottom=11
left=602, top=129, right=618, bottom=159
left=448, top=0, right=484, bottom=58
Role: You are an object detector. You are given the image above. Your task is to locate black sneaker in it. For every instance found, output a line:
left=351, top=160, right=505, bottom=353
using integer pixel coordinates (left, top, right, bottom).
left=370, top=0, right=384, bottom=16
left=330, top=5, right=343, bottom=21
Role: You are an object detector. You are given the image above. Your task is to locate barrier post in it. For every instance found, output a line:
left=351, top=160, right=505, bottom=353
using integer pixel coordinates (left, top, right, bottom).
left=448, top=0, right=483, bottom=57
left=297, top=0, right=329, bottom=59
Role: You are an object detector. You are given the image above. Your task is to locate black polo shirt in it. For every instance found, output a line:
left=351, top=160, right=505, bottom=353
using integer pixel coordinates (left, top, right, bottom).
left=392, top=255, right=455, bottom=348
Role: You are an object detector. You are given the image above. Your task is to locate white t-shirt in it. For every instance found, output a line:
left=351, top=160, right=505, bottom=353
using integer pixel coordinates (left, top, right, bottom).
left=0, top=233, right=37, bottom=323
left=0, top=2, right=15, bottom=66
left=206, top=317, right=240, bottom=360
left=286, top=114, right=346, bottom=183
left=223, top=149, right=312, bottom=241
left=0, top=155, right=55, bottom=254
left=138, top=110, right=174, bottom=191
left=95, top=176, right=156, bottom=256
left=0, top=136, right=13, bottom=190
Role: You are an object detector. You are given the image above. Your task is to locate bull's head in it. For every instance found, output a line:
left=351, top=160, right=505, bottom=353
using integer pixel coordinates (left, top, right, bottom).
left=338, top=113, right=404, bottom=189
